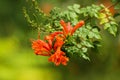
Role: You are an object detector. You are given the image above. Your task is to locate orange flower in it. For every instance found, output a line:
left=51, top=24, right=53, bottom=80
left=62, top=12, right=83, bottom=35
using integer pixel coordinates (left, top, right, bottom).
left=60, top=20, right=73, bottom=36
left=45, top=31, right=63, bottom=47
left=48, top=47, right=69, bottom=66
left=60, top=20, right=84, bottom=36
left=71, top=20, right=84, bottom=35
left=32, top=39, right=51, bottom=56
left=53, top=35, right=64, bottom=50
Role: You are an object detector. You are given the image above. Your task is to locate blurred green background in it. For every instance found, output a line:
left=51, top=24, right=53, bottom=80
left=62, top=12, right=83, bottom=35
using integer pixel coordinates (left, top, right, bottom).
left=0, top=0, right=120, bottom=80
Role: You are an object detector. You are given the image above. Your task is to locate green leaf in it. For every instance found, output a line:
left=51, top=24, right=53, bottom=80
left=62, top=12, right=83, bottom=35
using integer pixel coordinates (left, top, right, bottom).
left=88, top=32, right=95, bottom=38
left=77, top=44, right=82, bottom=48
left=86, top=25, right=92, bottom=30
left=104, top=23, right=111, bottom=30
left=81, top=41, right=94, bottom=48
left=92, top=28, right=98, bottom=32
left=68, top=4, right=80, bottom=14
left=100, top=18, right=109, bottom=24
left=99, top=13, right=106, bottom=19
left=108, top=25, right=117, bottom=36
left=73, top=4, right=80, bottom=9
left=69, top=12, right=77, bottom=18
left=91, top=28, right=101, bottom=39
left=81, top=52, right=90, bottom=60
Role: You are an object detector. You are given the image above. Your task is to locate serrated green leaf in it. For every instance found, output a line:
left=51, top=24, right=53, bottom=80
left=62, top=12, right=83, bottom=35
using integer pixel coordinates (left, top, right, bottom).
left=104, top=23, right=111, bottom=29
left=94, top=33, right=101, bottom=39
left=81, top=53, right=90, bottom=60
left=92, top=28, right=99, bottom=32
left=81, top=41, right=94, bottom=48
left=88, top=32, right=94, bottom=38
left=69, top=12, right=77, bottom=18
left=110, top=21, right=118, bottom=25
left=73, top=4, right=80, bottom=9
left=88, top=29, right=101, bottom=39
left=108, top=25, right=117, bottom=36
left=74, top=8, right=80, bottom=14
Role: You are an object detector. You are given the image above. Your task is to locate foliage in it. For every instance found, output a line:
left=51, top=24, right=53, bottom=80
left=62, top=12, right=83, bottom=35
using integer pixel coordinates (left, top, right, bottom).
left=23, top=0, right=118, bottom=65
left=111, top=0, right=120, bottom=10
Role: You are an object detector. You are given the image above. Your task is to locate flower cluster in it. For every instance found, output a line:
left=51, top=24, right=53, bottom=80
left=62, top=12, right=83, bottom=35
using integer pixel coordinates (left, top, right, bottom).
left=32, top=20, right=84, bottom=66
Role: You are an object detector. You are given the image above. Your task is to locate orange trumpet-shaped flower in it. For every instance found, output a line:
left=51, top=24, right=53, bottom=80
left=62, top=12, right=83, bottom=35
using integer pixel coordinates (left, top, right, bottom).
left=32, top=39, right=51, bottom=56
left=45, top=31, right=63, bottom=41
left=71, top=21, right=85, bottom=35
left=60, top=20, right=73, bottom=36
left=45, top=31, right=63, bottom=47
left=48, top=47, right=69, bottom=66
left=54, top=35, right=64, bottom=50
left=60, top=20, right=84, bottom=36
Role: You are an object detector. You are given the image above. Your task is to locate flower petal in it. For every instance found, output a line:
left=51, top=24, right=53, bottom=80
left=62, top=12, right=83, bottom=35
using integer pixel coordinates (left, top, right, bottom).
left=48, top=47, right=69, bottom=66
left=60, top=20, right=69, bottom=36
left=53, top=36, right=64, bottom=50
left=71, top=20, right=84, bottom=35
left=32, top=39, right=51, bottom=56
